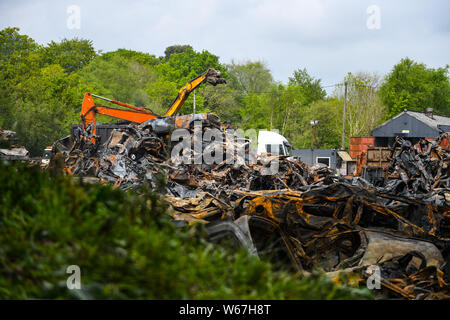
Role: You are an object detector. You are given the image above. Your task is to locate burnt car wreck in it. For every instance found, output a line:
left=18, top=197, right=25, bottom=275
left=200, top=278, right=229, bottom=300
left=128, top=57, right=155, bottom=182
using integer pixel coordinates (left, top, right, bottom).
left=0, top=129, right=29, bottom=161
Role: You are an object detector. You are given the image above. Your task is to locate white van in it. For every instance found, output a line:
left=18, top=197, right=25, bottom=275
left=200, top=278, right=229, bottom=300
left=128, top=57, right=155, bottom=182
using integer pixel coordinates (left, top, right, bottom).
left=256, top=130, right=292, bottom=156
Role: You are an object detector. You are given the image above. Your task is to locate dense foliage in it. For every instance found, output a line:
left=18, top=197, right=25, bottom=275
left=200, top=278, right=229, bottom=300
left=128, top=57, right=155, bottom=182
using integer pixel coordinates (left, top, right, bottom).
left=0, top=27, right=449, bottom=156
left=380, top=58, right=450, bottom=117
left=0, top=162, right=372, bottom=299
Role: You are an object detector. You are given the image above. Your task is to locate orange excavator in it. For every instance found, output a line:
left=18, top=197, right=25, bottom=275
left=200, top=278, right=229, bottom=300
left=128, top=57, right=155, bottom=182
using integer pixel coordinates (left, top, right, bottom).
left=80, top=68, right=225, bottom=143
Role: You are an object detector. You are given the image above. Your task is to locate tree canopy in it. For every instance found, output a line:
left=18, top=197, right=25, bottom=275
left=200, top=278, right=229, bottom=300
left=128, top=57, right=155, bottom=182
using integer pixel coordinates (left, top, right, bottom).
left=380, top=58, right=450, bottom=117
left=227, top=60, right=273, bottom=95
left=163, top=44, right=193, bottom=61
left=40, top=38, right=96, bottom=74
left=0, top=27, right=38, bottom=63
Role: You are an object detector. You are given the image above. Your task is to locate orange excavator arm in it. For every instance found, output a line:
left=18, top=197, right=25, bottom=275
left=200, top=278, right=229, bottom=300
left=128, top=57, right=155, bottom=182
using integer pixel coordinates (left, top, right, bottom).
left=80, top=68, right=225, bottom=143
left=80, top=92, right=158, bottom=139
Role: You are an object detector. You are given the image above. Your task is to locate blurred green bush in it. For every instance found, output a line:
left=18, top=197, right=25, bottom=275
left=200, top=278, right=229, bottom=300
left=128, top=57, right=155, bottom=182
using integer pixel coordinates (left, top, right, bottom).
left=0, top=162, right=372, bottom=299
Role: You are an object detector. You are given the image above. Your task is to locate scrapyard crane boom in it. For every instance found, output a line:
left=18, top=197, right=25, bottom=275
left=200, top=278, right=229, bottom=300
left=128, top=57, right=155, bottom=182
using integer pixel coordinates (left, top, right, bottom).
left=80, top=68, right=226, bottom=142
left=162, top=68, right=226, bottom=117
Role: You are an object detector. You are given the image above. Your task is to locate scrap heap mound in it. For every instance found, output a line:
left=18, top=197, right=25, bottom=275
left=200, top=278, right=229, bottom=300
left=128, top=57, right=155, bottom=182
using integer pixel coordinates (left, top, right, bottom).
left=59, top=115, right=450, bottom=300
left=64, top=118, right=172, bottom=189
left=0, top=129, right=29, bottom=161
left=382, top=134, right=449, bottom=203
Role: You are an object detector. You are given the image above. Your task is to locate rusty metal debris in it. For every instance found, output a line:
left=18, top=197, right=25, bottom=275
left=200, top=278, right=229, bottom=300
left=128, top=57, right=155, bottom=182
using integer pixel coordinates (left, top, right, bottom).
left=63, top=117, right=173, bottom=189
left=0, top=129, right=29, bottom=161
left=204, top=68, right=227, bottom=86
left=57, top=115, right=450, bottom=299
left=384, top=134, right=449, bottom=198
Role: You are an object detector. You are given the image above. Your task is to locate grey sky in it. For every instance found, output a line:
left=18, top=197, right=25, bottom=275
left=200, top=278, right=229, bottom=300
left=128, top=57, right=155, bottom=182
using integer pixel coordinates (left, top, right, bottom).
left=1, top=0, right=449, bottom=92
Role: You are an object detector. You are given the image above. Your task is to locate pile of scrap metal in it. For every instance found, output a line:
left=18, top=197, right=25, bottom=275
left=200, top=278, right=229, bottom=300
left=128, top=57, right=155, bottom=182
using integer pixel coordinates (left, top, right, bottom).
left=166, top=133, right=450, bottom=300
left=383, top=134, right=449, bottom=201
left=57, top=114, right=450, bottom=299
left=62, top=117, right=175, bottom=189
left=225, top=182, right=449, bottom=299
left=169, top=155, right=333, bottom=195
left=0, top=129, right=29, bottom=161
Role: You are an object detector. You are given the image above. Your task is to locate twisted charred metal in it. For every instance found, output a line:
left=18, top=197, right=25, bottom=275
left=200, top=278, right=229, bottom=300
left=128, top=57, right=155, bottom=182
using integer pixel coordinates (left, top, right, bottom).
left=0, top=129, right=29, bottom=161
left=54, top=114, right=450, bottom=300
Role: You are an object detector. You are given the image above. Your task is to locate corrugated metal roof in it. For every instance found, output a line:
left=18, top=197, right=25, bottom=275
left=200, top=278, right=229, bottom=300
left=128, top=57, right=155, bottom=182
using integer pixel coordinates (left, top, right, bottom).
left=407, top=111, right=450, bottom=130
left=374, top=110, right=450, bottom=133
left=337, top=151, right=353, bottom=161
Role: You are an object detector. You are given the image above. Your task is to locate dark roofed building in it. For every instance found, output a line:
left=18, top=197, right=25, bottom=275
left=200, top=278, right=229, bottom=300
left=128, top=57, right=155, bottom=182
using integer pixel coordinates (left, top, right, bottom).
left=372, top=109, right=450, bottom=147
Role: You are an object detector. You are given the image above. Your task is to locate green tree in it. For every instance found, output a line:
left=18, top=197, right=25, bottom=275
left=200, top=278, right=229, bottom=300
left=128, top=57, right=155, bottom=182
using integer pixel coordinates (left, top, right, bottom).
left=0, top=28, right=41, bottom=129
left=380, top=58, right=450, bottom=117
left=102, top=48, right=161, bottom=66
left=231, top=67, right=327, bottom=149
left=0, top=29, right=89, bottom=154
left=227, top=60, right=273, bottom=95
left=277, top=84, right=309, bottom=143
left=288, top=68, right=326, bottom=104
left=333, top=72, right=387, bottom=145
left=0, top=27, right=38, bottom=63
left=272, top=69, right=326, bottom=147
left=11, top=64, right=82, bottom=155
left=152, top=47, right=227, bottom=115
left=79, top=54, right=157, bottom=108
left=156, top=47, right=226, bottom=86
left=146, top=79, right=180, bottom=115
left=40, top=38, right=96, bottom=74
left=202, top=85, right=242, bottom=125
left=300, top=99, right=343, bottom=149
left=231, top=83, right=282, bottom=131
left=163, top=44, right=193, bottom=61
left=239, top=92, right=273, bottom=130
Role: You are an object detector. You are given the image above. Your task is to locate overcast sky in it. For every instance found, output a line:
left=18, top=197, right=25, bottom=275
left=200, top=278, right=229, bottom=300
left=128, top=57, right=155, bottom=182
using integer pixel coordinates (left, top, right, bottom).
left=1, top=0, right=449, bottom=92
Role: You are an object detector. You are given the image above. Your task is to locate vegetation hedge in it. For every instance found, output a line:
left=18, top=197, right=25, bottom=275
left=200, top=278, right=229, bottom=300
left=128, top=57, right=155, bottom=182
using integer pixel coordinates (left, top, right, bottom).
left=0, top=162, right=372, bottom=299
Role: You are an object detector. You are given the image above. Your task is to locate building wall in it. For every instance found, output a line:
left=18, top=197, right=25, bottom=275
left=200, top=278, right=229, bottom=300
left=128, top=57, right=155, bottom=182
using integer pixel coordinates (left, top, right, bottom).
left=292, top=149, right=338, bottom=170
left=349, top=137, right=374, bottom=159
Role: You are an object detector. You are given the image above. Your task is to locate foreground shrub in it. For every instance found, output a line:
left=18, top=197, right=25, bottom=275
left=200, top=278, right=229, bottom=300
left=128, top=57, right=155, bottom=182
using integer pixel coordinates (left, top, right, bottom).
left=0, top=162, right=372, bottom=299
